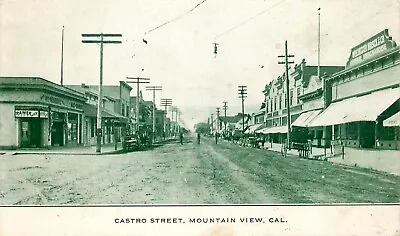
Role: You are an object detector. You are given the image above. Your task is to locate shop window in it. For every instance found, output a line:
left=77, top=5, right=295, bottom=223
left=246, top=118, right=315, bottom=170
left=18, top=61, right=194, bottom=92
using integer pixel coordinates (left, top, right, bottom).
left=380, top=127, right=395, bottom=140
left=347, top=122, right=358, bottom=140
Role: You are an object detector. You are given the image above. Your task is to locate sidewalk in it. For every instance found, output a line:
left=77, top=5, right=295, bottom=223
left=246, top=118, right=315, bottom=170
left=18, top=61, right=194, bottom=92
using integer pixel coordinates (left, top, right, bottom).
left=0, top=143, right=124, bottom=156
left=329, top=147, right=400, bottom=176
left=226, top=140, right=400, bottom=176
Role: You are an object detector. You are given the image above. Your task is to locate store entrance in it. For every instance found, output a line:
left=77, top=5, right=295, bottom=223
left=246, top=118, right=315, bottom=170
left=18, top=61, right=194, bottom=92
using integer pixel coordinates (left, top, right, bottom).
left=20, top=119, right=42, bottom=148
left=51, top=122, right=64, bottom=146
left=360, top=121, right=375, bottom=148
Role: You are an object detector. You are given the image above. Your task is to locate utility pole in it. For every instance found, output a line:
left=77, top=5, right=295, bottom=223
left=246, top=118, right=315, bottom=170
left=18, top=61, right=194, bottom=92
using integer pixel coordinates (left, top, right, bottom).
left=126, top=77, right=150, bottom=133
left=60, top=26, right=64, bottom=86
left=175, top=107, right=180, bottom=134
left=238, top=85, right=247, bottom=133
left=278, top=40, right=294, bottom=150
left=222, top=101, right=228, bottom=134
left=146, top=85, right=162, bottom=143
left=216, top=107, right=220, bottom=144
left=171, top=106, right=175, bottom=136
left=210, top=113, right=214, bottom=134
left=82, top=33, right=122, bottom=153
left=318, top=7, right=321, bottom=79
left=160, top=98, right=172, bottom=139
left=216, top=108, right=220, bottom=131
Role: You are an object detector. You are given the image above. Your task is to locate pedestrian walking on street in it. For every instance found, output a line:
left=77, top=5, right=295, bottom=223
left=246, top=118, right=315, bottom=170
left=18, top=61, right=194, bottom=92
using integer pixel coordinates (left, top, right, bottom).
left=215, top=133, right=218, bottom=144
left=197, top=132, right=201, bottom=144
left=179, top=132, right=183, bottom=145
left=261, top=136, right=265, bottom=148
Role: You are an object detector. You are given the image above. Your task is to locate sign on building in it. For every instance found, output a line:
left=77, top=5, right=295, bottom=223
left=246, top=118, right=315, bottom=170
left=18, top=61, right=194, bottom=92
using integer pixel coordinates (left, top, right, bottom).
left=15, top=110, right=39, bottom=118
left=346, top=29, right=397, bottom=68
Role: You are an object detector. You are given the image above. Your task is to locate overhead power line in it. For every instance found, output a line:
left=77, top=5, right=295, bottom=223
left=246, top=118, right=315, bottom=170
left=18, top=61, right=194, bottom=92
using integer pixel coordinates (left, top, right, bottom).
left=214, top=0, right=286, bottom=40
left=145, top=0, right=209, bottom=35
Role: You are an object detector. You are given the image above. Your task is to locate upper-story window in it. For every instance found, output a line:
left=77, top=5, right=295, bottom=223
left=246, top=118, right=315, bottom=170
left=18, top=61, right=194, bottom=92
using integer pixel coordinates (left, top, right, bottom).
left=290, top=89, right=293, bottom=106
left=279, top=96, right=282, bottom=110
left=297, top=87, right=301, bottom=104
left=274, top=97, right=277, bottom=111
left=121, top=104, right=125, bottom=116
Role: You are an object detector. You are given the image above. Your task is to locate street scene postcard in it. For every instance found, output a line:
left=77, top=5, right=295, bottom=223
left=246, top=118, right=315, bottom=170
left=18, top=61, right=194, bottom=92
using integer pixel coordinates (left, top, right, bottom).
left=0, top=0, right=399, bottom=235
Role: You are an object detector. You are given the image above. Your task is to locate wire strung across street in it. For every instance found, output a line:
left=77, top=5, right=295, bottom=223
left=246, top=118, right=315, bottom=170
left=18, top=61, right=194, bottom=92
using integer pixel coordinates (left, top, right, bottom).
left=144, top=0, right=209, bottom=35
left=213, top=0, right=286, bottom=40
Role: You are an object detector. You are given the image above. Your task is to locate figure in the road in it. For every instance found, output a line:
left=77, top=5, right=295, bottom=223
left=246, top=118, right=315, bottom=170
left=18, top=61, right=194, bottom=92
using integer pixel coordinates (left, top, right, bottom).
left=215, top=132, right=218, bottom=144
left=179, top=132, right=183, bottom=145
left=197, top=132, right=201, bottom=144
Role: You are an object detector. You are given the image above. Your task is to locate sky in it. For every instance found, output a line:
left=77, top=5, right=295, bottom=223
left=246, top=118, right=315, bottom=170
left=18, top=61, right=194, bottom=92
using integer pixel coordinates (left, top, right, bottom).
left=0, top=0, right=399, bottom=130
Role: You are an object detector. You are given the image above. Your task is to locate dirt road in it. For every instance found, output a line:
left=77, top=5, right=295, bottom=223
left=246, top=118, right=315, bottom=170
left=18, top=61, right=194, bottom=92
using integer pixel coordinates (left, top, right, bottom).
left=0, top=137, right=398, bottom=205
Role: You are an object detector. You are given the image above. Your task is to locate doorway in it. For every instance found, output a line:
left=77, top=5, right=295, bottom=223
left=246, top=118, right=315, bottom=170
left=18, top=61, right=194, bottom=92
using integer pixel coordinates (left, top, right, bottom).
left=20, top=119, right=42, bottom=148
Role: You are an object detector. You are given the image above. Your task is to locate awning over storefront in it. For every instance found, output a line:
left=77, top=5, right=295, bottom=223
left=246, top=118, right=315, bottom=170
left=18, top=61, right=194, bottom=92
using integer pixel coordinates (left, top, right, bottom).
left=258, top=126, right=288, bottom=134
left=309, top=87, right=400, bottom=127
left=292, top=109, right=322, bottom=127
left=245, top=123, right=264, bottom=134
left=84, top=104, right=128, bottom=122
left=383, top=111, right=400, bottom=127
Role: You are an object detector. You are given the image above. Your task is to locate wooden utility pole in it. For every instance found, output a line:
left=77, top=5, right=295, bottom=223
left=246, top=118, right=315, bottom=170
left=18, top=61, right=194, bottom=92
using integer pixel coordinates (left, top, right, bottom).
left=60, top=26, right=65, bottom=86
left=238, top=85, right=247, bottom=133
left=222, top=101, right=228, bottom=134
left=82, top=33, right=122, bottom=153
left=160, top=98, right=172, bottom=139
left=126, top=77, right=150, bottom=133
left=146, top=86, right=162, bottom=143
left=210, top=113, right=214, bottom=134
left=278, top=41, right=294, bottom=149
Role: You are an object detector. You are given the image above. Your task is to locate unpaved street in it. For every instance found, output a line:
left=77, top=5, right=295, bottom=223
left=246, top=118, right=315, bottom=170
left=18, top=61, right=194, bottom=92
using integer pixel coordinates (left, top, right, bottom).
left=0, top=137, right=399, bottom=205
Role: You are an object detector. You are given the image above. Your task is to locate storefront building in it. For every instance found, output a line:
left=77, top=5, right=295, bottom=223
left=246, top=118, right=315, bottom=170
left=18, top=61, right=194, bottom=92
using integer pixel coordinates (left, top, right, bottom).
left=260, top=59, right=343, bottom=143
left=0, top=77, right=86, bottom=149
left=310, top=29, right=400, bottom=149
left=65, top=83, right=129, bottom=145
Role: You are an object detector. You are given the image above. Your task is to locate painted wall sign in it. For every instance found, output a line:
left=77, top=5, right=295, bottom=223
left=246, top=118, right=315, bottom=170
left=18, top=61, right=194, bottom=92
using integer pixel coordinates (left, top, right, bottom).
left=346, top=29, right=397, bottom=68
left=15, top=110, right=39, bottom=118
left=40, top=94, right=83, bottom=110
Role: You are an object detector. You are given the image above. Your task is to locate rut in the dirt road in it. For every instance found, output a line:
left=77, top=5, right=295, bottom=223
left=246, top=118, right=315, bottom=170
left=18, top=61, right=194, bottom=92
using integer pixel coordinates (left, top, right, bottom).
left=196, top=143, right=278, bottom=204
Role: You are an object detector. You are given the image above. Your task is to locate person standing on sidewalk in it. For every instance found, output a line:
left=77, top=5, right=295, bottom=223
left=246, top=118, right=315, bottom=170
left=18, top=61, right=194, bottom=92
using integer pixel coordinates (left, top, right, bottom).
left=197, top=132, right=201, bottom=144
left=179, top=132, right=183, bottom=145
